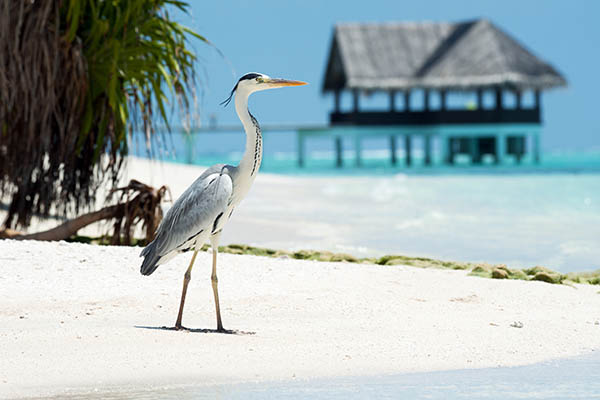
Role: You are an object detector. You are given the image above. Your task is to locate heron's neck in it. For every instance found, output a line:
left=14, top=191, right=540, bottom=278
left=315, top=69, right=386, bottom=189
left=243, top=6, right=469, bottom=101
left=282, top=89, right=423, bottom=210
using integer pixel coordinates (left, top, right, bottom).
left=235, top=92, right=262, bottom=178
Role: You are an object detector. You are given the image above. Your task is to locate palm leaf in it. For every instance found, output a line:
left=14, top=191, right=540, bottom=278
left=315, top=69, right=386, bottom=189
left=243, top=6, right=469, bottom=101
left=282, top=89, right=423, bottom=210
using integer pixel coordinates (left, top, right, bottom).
left=0, top=0, right=204, bottom=228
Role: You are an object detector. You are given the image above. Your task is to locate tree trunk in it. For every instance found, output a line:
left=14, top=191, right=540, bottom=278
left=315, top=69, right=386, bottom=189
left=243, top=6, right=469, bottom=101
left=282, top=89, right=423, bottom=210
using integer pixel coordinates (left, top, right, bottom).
left=1, top=204, right=123, bottom=241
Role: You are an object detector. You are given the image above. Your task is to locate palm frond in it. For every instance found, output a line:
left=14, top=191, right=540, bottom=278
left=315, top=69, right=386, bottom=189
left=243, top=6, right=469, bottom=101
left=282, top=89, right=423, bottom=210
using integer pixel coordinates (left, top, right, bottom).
left=0, top=0, right=203, bottom=228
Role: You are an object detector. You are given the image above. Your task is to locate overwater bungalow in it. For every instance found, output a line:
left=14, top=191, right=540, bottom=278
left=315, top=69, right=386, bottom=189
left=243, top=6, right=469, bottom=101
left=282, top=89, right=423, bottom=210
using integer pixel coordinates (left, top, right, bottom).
left=298, top=19, right=567, bottom=167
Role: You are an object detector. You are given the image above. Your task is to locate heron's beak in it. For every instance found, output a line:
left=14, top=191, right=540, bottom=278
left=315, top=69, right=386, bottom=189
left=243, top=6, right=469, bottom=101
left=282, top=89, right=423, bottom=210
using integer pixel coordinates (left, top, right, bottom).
left=265, top=78, right=307, bottom=88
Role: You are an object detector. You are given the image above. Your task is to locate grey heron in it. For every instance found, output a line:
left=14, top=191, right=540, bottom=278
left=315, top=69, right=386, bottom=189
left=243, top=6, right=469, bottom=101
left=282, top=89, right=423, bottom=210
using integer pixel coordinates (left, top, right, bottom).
left=140, top=73, right=306, bottom=332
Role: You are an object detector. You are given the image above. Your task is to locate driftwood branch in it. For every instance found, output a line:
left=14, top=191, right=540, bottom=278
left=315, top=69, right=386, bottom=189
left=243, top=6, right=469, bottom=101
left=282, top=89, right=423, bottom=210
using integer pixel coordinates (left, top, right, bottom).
left=2, top=204, right=123, bottom=241
left=0, top=180, right=169, bottom=244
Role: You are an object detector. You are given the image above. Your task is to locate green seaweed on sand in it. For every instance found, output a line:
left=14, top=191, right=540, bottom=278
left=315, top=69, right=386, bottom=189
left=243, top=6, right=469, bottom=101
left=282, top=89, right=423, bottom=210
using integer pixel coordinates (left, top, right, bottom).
left=213, top=245, right=599, bottom=287
left=375, top=254, right=470, bottom=270
left=66, top=236, right=600, bottom=286
left=564, top=270, right=600, bottom=285
left=522, top=266, right=566, bottom=284
left=471, top=264, right=531, bottom=281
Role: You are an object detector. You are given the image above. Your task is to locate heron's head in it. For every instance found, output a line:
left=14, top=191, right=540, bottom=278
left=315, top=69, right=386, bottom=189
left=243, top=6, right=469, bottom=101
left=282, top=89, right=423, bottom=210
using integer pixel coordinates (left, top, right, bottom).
left=221, top=72, right=306, bottom=106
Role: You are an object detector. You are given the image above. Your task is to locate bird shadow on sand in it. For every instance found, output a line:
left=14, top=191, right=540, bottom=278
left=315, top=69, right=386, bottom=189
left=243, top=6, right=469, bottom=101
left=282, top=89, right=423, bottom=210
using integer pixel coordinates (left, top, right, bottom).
left=134, top=325, right=255, bottom=335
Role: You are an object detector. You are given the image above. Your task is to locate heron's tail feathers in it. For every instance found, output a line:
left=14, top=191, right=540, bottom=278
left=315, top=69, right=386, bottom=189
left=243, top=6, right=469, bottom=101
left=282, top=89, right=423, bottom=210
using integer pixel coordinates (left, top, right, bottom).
left=140, top=242, right=161, bottom=276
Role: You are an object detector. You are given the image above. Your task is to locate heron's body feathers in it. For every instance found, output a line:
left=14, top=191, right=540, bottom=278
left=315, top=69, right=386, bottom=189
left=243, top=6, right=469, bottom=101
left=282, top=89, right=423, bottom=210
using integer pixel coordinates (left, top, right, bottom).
left=140, top=164, right=234, bottom=276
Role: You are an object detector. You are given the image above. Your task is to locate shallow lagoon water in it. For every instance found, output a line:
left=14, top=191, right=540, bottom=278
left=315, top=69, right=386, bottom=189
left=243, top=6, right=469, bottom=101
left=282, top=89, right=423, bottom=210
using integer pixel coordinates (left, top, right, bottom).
left=131, top=131, right=600, bottom=272
left=46, top=353, right=600, bottom=399
left=131, top=129, right=600, bottom=176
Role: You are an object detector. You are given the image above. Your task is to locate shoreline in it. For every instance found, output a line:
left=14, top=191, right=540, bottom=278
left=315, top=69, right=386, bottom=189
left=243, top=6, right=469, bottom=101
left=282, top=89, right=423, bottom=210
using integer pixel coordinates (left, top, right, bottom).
left=1, top=239, right=599, bottom=398
left=24, top=353, right=600, bottom=399
left=69, top=238, right=600, bottom=286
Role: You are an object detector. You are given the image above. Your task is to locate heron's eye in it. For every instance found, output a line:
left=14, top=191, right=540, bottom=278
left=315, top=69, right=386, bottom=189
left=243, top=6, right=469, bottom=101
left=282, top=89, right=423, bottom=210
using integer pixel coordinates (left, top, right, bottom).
left=256, top=77, right=263, bottom=83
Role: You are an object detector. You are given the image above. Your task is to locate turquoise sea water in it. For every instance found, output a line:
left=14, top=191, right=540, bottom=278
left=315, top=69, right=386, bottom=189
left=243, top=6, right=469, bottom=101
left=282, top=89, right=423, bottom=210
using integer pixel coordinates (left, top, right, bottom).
left=43, top=354, right=600, bottom=399
left=130, top=130, right=600, bottom=272
left=130, top=129, right=600, bottom=175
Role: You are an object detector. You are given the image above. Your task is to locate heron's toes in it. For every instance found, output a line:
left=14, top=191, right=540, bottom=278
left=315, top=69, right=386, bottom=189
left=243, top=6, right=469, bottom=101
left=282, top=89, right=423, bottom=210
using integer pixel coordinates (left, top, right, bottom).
left=162, top=325, right=190, bottom=331
left=217, top=328, right=256, bottom=335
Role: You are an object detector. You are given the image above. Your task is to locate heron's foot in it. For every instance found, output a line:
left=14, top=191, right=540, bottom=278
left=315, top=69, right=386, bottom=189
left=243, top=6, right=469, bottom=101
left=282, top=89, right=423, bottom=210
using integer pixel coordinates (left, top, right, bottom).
left=154, top=325, right=254, bottom=334
left=216, top=327, right=256, bottom=335
left=162, top=325, right=191, bottom=331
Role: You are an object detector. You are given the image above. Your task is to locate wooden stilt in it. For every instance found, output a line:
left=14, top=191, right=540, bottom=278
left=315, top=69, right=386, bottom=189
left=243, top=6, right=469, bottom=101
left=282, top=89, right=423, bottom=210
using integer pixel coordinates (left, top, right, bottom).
left=533, top=133, right=540, bottom=164
left=405, top=135, right=412, bottom=166
left=495, top=135, right=506, bottom=165
left=355, top=136, right=361, bottom=166
left=335, top=136, right=343, bottom=168
left=424, top=135, right=432, bottom=166
left=390, top=136, right=397, bottom=165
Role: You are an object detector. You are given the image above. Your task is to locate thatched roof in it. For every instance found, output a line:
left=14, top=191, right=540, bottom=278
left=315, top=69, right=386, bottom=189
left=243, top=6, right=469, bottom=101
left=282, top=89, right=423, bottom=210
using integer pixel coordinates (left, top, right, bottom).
left=323, top=19, right=567, bottom=92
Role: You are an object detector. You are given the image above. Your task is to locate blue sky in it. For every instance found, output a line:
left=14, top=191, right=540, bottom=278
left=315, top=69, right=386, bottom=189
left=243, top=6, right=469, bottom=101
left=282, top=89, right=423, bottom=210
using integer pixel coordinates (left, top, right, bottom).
left=177, top=0, right=599, bottom=151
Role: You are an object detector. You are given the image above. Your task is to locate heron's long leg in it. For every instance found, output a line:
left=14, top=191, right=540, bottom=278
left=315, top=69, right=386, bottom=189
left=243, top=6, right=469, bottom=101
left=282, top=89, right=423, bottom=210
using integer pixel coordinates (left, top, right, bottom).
left=211, top=246, right=224, bottom=331
left=174, top=250, right=199, bottom=329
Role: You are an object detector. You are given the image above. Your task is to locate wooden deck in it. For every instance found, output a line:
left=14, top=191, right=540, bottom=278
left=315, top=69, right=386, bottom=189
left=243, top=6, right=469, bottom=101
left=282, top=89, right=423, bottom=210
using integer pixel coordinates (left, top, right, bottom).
left=330, top=108, right=541, bottom=126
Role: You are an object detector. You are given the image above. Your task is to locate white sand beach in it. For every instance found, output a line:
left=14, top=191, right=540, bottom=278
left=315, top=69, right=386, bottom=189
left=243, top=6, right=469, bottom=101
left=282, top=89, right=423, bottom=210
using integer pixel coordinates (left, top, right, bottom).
left=1, top=239, right=599, bottom=398
left=1, top=157, right=600, bottom=398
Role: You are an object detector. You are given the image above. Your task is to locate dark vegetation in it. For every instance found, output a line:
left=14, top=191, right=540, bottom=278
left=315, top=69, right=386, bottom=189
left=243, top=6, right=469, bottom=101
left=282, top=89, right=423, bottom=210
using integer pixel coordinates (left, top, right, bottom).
left=0, top=0, right=201, bottom=236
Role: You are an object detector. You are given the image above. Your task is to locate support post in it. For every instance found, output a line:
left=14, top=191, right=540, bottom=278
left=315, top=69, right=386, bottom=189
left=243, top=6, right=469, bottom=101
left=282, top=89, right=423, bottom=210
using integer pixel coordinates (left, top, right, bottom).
left=390, top=136, right=397, bottom=165
left=469, top=137, right=479, bottom=164
left=389, top=91, right=396, bottom=111
left=355, top=136, right=361, bottom=166
left=424, top=89, right=430, bottom=111
left=297, top=131, right=305, bottom=167
left=477, top=89, right=483, bottom=110
left=495, top=88, right=503, bottom=110
left=424, top=135, right=432, bottom=166
left=440, top=135, right=448, bottom=165
left=404, top=91, right=411, bottom=112
left=447, top=137, right=455, bottom=165
left=334, top=90, right=341, bottom=113
left=534, top=90, right=542, bottom=123
left=335, top=136, right=343, bottom=168
left=515, top=90, right=522, bottom=109
left=533, top=133, right=540, bottom=164
left=405, top=135, right=412, bottom=166
left=441, top=90, right=447, bottom=111
left=352, top=89, right=359, bottom=113
left=495, top=135, right=506, bottom=165
left=515, top=136, right=524, bottom=164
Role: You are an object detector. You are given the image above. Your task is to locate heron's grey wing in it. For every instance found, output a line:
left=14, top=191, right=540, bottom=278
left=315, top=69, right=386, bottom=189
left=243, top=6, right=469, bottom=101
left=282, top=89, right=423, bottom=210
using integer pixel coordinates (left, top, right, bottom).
left=140, top=167, right=233, bottom=275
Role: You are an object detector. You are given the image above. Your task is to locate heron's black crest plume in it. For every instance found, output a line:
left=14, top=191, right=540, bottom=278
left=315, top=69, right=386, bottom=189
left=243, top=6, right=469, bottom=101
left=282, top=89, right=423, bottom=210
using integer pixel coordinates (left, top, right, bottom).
left=239, top=72, right=262, bottom=81
left=220, top=86, right=236, bottom=107
left=220, top=73, right=264, bottom=107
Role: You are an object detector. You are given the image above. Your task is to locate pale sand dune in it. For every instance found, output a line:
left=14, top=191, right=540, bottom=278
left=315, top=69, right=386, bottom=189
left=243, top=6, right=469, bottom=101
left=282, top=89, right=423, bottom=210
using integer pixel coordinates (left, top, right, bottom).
left=1, top=239, right=599, bottom=398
